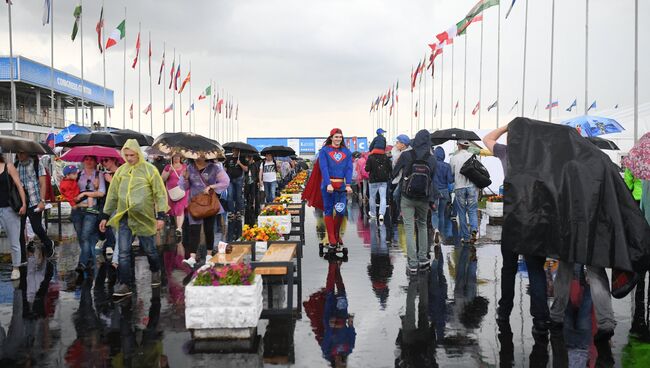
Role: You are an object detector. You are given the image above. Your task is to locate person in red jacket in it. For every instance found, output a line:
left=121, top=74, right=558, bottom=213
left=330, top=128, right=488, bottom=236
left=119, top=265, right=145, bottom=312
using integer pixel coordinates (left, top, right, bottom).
left=59, top=165, right=93, bottom=209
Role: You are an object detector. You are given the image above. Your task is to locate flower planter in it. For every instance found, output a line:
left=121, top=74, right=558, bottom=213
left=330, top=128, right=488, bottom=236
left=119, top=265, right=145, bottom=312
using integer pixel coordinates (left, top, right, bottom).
left=486, top=201, right=503, bottom=218
left=185, top=274, right=263, bottom=335
left=258, top=215, right=292, bottom=234
left=289, top=193, right=302, bottom=203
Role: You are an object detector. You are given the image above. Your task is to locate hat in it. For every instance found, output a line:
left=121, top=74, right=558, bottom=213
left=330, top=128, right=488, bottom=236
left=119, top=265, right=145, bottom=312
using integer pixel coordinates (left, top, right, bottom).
left=63, top=165, right=79, bottom=176
left=396, top=134, right=410, bottom=145
left=329, top=128, right=342, bottom=137
left=457, top=139, right=471, bottom=146
left=376, top=128, right=386, bottom=135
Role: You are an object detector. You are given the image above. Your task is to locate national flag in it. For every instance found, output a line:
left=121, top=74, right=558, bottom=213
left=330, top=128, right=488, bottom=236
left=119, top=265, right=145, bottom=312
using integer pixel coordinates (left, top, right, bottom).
left=163, top=103, right=173, bottom=113
left=565, top=99, right=577, bottom=112
left=456, top=14, right=484, bottom=36
left=414, top=101, right=419, bottom=118
left=105, top=20, right=126, bottom=50
left=157, top=51, right=165, bottom=85
left=43, top=0, right=51, bottom=26
left=472, top=102, right=480, bottom=115
left=533, top=99, right=539, bottom=115
left=545, top=100, right=559, bottom=110
left=235, top=103, right=238, bottom=120
left=487, top=100, right=498, bottom=111
left=174, top=63, right=181, bottom=91
left=131, top=32, right=141, bottom=69
left=198, top=85, right=211, bottom=100
left=454, top=101, right=460, bottom=116
left=95, top=6, right=104, bottom=53
left=505, top=0, right=518, bottom=19
left=587, top=100, right=597, bottom=111
left=186, top=103, right=194, bottom=116
left=395, top=80, right=399, bottom=103
left=217, top=98, right=224, bottom=113
left=129, top=102, right=133, bottom=119
left=434, top=103, right=438, bottom=117
left=148, top=38, right=152, bottom=75
left=383, top=89, right=391, bottom=107
left=178, top=71, right=191, bottom=94
left=509, top=100, right=519, bottom=113
left=614, top=104, right=619, bottom=109
left=411, top=61, right=422, bottom=92
left=143, top=103, right=151, bottom=115
left=45, top=132, right=55, bottom=149
left=465, top=0, right=499, bottom=19
left=168, top=60, right=175, bottom=89
left=71, top=5, right=82, bottom=41
left=436, top=26, right=457, bottom=45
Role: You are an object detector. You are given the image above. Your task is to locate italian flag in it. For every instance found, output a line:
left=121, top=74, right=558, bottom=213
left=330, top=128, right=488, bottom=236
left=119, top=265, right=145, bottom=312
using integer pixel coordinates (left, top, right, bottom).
left=198, top=85, right=211, bottom=100
left=105, top=20, right=125, bottom=50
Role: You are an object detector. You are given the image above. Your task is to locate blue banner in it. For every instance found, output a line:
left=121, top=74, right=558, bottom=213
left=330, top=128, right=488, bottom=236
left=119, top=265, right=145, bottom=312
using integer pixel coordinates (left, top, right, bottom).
left=248, top=137, right=368, bottom=156
left=0, top=56, right=114, bottom=107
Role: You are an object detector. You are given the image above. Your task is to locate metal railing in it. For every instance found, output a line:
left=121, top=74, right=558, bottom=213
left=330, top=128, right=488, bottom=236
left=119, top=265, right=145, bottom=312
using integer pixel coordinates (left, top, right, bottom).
left=0, top=109, right=66, bottom=128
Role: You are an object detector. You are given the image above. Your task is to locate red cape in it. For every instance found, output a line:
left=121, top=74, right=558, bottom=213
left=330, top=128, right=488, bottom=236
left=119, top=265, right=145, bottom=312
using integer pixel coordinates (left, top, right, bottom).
left=302, top=159, right=324, bottom=210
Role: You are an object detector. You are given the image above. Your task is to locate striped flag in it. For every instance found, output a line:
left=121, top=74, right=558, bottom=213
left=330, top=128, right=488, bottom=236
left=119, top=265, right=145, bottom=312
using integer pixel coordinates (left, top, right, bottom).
left=71, top=5, right=82, bottom=41
left=178, top=71, right=191, bottom=94
left=186, top=103, right=194, bottom=116
left=168, top=60, right=175, bottom=89
left=174, top=64, right=181, bottom=91
left=454, top=101, right=460, bottom=116
left=105, top=20, right=125, bottom=50
left=198, top=85, right=211, bottom=100
left=148, top=38, right=152, bottom=75
left=487, top=100, right=498, bottom=111
left=42, top=0, right=51, bottom=26
left=505, top=0, right=518, bottom=19
left=472, top=102, right=480, bottom=115
left=143, top=103, right=151, bottom=114
left=163, top=103, right=173, bottom=113
left=131, top=32, right=141, bottom=69
left=566, top=99, right=577, bottom=112
left=129, top=102, right=134, bottom=119
left=157, top=51, right=165, bottom=85
left=587, top=100, right=597, bottom=112
left=545, top=101, right=559, bottom=110
left=95, top=7, right=104, bottom=53
left=509, top=100, right=519, bottom=113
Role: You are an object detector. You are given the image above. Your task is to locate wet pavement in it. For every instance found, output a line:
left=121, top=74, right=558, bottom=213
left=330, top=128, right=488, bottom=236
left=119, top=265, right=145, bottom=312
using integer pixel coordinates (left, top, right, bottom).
left=0, top=200, right=644, bottom=367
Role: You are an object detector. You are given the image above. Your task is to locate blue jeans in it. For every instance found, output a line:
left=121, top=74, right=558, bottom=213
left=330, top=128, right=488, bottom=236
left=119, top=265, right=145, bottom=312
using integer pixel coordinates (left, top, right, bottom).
left=227, top=176, right=245, bottom=213
left=263, top=181, right=277, bottom=203
left=368, top=182, right=387, bottom=216
left=431, top=189, right=450, bottom=231
left=454, top=187, right=478, bottom=242
left=117, top=217, right=160, bottom=285
left=71, top=209, right=99, bottom=268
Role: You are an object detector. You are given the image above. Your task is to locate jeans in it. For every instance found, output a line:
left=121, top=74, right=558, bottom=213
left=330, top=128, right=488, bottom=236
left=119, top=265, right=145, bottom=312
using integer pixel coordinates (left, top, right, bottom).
left=263, top=181, right=277, bottom=203
left=401, top=196, right=429, bottom=269
left=71, top=209, right=99, bottom=268
left=0, top=207, right=22, bottom=267
left=551, top=261, right=616, bottom=331
left=117, top=217, right=159, bottom=285
left=368, top=182, right=387, bottom=216
left=431, top=189, right=450, bottom=231
left=227, top=176, right=245, bottom=213
left=454, top=187, right=478, bottom=241
left=19, top=206, right=53, bottom=260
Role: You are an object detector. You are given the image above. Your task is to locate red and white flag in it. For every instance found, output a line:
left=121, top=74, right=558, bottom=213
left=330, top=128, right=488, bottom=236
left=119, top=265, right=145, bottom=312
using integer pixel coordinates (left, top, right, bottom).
left=143, top=103, right=151, bottom=115
left=131, top=32, right=141, bottom=69
left=157, top=51, right=165, bottom=85
left=148, top=38, right=152, bottom=75
left=436, top=26, right=457, bottom=45
left=95, top=7, right=104, bottom=53
left=163, top=103, right=173, bottom=113
left=129, top=102, right=134, bottom=119
left=472, top=102, right=480, bottom=115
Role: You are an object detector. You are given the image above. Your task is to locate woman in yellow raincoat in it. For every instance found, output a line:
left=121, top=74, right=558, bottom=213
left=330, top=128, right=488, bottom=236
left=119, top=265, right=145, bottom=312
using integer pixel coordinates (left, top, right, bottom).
left=100, top=139, right=168, bottom=297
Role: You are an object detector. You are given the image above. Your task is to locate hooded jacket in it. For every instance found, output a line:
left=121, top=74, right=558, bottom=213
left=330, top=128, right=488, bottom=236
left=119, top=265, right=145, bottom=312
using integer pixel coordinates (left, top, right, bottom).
left=102, top=139, right=169, bottom=236
left=392, top=129, right=438, bottom=202
left=433, top=147, right=454, bottom=191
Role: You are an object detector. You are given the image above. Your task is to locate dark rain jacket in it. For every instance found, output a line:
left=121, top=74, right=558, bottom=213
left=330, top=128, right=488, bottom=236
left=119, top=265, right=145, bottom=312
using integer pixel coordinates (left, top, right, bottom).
left=502, top=117, right=650, bottom=273
left=433, top=147, right=454, bottom=191
left=392, top=129, right=438, bottom=203
left=365, top=153, right=392, bottom=183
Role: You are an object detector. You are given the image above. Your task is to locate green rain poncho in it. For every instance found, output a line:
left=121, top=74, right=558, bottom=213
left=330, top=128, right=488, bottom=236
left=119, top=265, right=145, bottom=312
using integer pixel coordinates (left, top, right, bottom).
left=103, top=139, right=169, bottom=236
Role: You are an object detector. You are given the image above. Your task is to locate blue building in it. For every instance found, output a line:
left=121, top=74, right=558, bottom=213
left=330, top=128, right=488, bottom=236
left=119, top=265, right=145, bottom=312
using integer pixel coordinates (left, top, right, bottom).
left=0, top=56, right=114, bottom=140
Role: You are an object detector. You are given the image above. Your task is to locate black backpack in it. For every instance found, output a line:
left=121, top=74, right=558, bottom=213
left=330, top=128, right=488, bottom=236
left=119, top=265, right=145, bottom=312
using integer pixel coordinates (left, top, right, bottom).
left=402, top=151, right=432, bottom=200
left=460, top=154, right=492, bottom=189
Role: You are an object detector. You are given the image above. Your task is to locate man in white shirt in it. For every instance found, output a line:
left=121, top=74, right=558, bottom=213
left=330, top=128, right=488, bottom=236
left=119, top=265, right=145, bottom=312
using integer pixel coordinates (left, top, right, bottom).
left=449, top=140, right=479, bottom=243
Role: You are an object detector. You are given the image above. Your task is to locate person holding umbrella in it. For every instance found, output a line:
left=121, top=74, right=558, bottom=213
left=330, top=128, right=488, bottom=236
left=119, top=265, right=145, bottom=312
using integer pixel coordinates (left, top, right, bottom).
left=0, top=148, right=27, bottom=280
left=223, top=148, right=248, bottom=241
left=161, top=152, right=189, bottom=240
left=259, top=153, right=279, bottom=204
left=449, top=140, right=479, bottom=244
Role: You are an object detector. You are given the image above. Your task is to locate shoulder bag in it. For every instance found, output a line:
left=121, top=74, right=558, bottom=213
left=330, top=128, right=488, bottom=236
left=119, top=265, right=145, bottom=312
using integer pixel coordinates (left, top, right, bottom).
left=188, top=167, right=220, bottom=219
left=5, top=167, right=22, bottom=213
left=167, top=166, right=186, bottom=202
left=459, top=154, right=492, bottom=189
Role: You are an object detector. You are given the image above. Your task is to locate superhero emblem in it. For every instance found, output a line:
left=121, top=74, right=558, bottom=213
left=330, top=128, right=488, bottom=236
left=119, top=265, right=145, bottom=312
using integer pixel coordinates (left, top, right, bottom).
left=329, top=150, right=347, bottom=163
left=335, top=202, right=345, bottom=213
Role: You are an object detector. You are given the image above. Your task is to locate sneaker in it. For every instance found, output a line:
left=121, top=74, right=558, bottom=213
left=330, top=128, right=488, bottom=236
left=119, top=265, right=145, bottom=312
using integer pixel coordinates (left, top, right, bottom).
left=151, top=271, right=161, bottom=287
left=368, top=211, right=376, bottom=219
left=378, top=215, right=384, bottom=224
left=419, top=261, right=431, bottom=271
left=406, top=267, right=418, bottom=276
left=10, top=268, right=20, bottom=280
left=470, top=230, right=478, bottom=244
left=112, top=283, right=133, bottom=297
left=433, top=230, right=441, bottom=244
left=86, top=207, right=100, bottom=215
left=105, top=247, right=114, bottom=257
left=183, top=257, right=197, bottom=268
left=175, top=228, right=182, bottom=240
left=44, top=241, right=55, bottom=259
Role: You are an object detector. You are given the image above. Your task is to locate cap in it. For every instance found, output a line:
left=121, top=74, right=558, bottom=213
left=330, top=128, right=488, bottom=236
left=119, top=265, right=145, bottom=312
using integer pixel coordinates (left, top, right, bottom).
left=376, top=128, right=386, bottom=135
left=396, top=134, right=410, bottom=145
left=63, top=165, right=79, bottom=176
left=457, top=139, right=471, bottom=146
left=329, top=128, right=342, bottom=137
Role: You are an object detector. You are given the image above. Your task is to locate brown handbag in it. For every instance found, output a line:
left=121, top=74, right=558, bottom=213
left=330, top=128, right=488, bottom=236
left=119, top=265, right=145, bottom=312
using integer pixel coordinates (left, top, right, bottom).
left=187, top=168, right=221, bottom=219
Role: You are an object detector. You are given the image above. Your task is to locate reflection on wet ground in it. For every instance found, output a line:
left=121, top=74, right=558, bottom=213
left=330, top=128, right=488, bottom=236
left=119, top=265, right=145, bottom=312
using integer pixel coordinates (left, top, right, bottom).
left=0, top=200, right=643, bottom=367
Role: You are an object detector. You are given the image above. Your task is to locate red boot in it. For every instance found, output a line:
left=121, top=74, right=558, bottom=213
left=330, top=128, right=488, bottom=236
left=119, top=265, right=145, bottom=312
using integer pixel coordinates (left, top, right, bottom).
left=324, top=216, right=338, bottom=249
left=333, top=215, right=344, bottom=245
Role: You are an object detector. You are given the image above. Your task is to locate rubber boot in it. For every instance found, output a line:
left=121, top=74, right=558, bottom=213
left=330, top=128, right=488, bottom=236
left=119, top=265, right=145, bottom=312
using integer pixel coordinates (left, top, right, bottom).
left=333, top=215, right=344, bottom=245
left=323, top=216, right=338, bottom=250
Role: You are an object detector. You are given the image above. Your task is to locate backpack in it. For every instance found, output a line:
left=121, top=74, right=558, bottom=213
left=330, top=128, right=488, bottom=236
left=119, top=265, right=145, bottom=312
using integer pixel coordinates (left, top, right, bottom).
left=402, top=151, right=432, bottom=200
left=460, top=154, right=492, bottom=189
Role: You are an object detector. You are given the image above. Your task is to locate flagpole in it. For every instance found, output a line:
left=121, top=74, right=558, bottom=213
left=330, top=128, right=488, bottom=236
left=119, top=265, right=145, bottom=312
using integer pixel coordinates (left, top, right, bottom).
left=80, top=0, right=85, bottom=127
left=189, top=61, right=193, bottom=133
left=122, top=6, right=126, bottom=129
left=496, top=1, right=501, bottom=127
left=463, top=33, right=468, bottom=129
left=7, top=1, right=16, bottom=134
left=178, top=55, right=182, bottom=131
left=418, top=70, right=423, bottom=131
left=548, top=0, right=556, bottom=123
left=162, top=42, right=166, bottom=132
left=431, top=59, right=435, bottom=131
left=209, top=79, right=212, bottom=138
left=423, top=56, right=427, bottom=131
left=584, top=0, right=589, bottom=114
left=148, top=31, right=153, bottom=135
left=172, top=48, right=175, bottom=132
left=100, top=2, right=108, bottom=129
left=634, top=0, right=638, bottom=142
left=137, top=22, right=141, bottom=132
left=450, top=43, right=454, bottom=128
left=396, top=85, right=399, bottom=134
left=478, top=14, right=484, bottom=129
left=50, top=0, right=56, bottom=131
left=236, top=101, right=239, bottom=141
left=521, top=0, right=529, bottom=117
left=410, top=67, right=413, bottom=136
left=440, top=52, right=444, bottom=129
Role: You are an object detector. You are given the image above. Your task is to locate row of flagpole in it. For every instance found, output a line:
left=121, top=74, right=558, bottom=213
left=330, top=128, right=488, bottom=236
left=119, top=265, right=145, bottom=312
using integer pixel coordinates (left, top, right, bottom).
left=5, top=0, right=241, bottom=143
left=370, top=0, right=641, bottom=143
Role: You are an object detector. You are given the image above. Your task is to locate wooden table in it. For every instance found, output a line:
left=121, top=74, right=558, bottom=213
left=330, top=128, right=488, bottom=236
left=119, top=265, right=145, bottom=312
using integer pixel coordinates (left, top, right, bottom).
left=255, top=243, right=297, bottom=275
left=207, top=244, right=251, bottom=265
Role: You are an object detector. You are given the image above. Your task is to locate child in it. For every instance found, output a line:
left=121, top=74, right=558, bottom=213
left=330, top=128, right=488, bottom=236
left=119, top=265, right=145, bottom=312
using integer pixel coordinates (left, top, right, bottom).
left=59, top=165, right=95, bottom=211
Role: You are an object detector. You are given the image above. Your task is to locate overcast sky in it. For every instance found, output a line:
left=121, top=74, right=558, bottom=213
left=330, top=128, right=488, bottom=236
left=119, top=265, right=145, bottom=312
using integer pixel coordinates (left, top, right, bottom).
left=1, top=0, right=648, bottom=146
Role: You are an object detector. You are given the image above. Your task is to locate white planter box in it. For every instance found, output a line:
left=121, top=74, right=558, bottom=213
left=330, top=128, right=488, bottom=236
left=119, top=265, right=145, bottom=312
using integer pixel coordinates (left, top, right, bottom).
left=48, top=202, right=72, bottom=220
left=185, top=274, right=263, bottom=330
left=289, top=193, right=302, bottom=203
left=258, top=214, right=292, bottom=234
left=486, top=201, right=503, bottom=218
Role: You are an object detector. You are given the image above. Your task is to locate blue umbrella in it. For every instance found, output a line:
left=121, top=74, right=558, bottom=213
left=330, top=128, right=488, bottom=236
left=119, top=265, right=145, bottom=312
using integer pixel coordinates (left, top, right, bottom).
left=54, top=123, right=91, bottom=144
left=561, top=115, right=625, bottom=137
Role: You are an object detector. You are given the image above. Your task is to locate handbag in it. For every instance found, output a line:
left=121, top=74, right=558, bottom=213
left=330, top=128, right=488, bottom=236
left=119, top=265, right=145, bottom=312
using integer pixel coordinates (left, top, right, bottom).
left=167, top=166, right=186, bottom=201
left=187, top=168, right=221, bottom=219
left=5, top=168, right=22, bottom=213
left=460, top=154, right=492, bottom=189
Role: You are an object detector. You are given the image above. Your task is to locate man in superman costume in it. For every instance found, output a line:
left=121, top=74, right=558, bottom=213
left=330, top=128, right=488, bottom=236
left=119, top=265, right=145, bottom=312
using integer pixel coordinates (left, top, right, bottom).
left=303, top=128, right=354, bottom=252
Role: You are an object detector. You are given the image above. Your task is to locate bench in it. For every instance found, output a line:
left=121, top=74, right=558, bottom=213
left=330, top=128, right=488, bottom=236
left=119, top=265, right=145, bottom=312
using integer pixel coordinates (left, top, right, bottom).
left=255, top=243, right=296, bottom=275
left=207, top=243, right=252, bottom=265
left=255, top=240, right=303, bottom=318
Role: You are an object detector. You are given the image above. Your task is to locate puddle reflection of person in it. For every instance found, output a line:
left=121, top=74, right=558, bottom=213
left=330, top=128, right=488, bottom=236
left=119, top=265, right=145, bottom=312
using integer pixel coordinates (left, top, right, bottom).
left=396, top=274, right=437, bottom=367
left=304, top=257, right=356, bottom=367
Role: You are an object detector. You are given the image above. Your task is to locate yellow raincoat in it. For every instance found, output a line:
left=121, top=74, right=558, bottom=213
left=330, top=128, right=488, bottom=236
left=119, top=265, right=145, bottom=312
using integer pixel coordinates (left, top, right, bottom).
left=103, top=139, right=169, bottom=236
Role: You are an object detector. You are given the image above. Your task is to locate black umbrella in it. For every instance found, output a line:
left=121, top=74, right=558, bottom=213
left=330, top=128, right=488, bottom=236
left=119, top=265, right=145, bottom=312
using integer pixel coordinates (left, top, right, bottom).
left=222, top=141, right=259, bottom=154
left=112, top=129, right=154, bottom=146
left=152, top=132, right=224, bottom=160
left=0, top=134, right=51, bottom=154
left=430, top=128, right=481, bottom=146
left=57, top=131, right=122, bottom=148
left=39, top=143, right=56, bottom=155
left=586, top=136, right=620, bottom=150
left=261, top=145, right=295, bottom=157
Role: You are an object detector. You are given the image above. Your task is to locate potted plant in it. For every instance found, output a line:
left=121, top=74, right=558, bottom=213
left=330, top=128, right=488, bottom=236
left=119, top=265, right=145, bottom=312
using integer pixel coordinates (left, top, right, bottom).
left=486, top=195, right=504, bottom=218
left=185, top=263, right=263, bottom=336
left=273, top=194, right=293, bottom=205
left=258, top=205, right=292, bottom=234
left=240, top=223, right=282, bottom=253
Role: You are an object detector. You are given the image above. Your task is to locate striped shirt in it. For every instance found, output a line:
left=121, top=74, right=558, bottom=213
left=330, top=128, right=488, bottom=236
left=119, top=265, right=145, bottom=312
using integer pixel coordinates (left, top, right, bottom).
left=17, top=158, right=46, bottom=208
